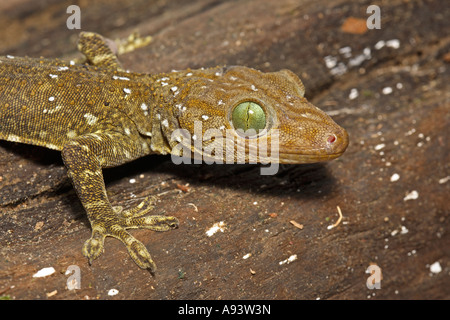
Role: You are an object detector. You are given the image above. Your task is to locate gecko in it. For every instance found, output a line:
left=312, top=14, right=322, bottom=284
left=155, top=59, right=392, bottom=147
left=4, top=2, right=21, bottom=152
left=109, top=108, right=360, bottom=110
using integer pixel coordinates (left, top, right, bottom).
left=0, top=32, right=349, bottom=272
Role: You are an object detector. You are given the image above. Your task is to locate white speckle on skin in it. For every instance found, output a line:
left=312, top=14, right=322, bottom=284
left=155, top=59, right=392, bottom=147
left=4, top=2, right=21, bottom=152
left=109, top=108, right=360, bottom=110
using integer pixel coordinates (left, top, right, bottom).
left=69, top=60, right=75, bottom=65
left=171, top=86, right=178, bottom=92
left=129, top=178, right=136, bottom=184
left=403, top=190, right=419, bottom=201
left=251, top=84, right=258, bottom=91
left=46, top=143, right=60, bottom=150
left=390, top=173, right=400, bottom=182
left=374, top=143, right=385, bottom=151
left=140, top=103, right=148, bottom=111
left=113, top=75, right=130, bottom=81
left=219, top=125, right=225, bottom=130
left=7, top=55, right=15, bottom=59
left=7, top=134, right=21, bottom=142
left=49, top=74, right=58, bottom=79
left=123, top=88, right=131, bottom=94
left=186, top=72, right=193, bottom=76
left=124, top=127, right=131, bottom=135
left=161, top=82, right=168, bottom=86
left=67, top=130, right=77, bottom=138
left=84, top=113, right=98, bottom=126
left=202, top=115, right=209, bottom=120
left=33, top=267, right=55, bottom=278
left=57, top=66, right=69, bottom=71
left=218, top=100, right=225, bottom=105
left=162, top=119, right=169, bottom=128
left=44, top=105, right=62, bottom=114
left=243, top=253, right=252, bottom=259
left=48, top=96, right=55, bottom=102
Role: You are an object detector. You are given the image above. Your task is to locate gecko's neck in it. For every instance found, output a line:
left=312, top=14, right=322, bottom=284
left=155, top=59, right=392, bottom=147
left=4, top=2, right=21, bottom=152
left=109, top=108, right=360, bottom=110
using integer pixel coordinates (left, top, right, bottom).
left=135, top=67, right=225, bottom=155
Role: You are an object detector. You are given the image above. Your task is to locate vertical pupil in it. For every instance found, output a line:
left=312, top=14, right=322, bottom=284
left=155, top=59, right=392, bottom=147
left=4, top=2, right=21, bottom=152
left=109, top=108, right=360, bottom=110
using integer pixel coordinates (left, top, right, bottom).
left=232, top=102, right=266, bottom=133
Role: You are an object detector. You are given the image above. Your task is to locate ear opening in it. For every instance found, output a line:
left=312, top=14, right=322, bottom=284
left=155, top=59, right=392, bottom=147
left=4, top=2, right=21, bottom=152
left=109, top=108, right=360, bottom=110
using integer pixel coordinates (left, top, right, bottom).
left=222, top=65, right=239, bottom=73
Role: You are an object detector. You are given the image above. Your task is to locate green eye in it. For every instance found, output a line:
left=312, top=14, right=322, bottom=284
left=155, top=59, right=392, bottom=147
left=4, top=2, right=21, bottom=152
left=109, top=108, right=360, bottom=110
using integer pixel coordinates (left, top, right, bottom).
left=232, top=102, right=266, bottom=134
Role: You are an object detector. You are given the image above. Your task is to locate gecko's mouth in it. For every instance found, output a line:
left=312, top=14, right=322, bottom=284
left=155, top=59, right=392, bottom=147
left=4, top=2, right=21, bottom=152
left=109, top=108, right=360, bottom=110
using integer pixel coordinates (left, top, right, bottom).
left=178, top=125, right=349, bottom=165
left=277, top=151, right=346, bottom=164
left=277, top=128, right=349, bottom=164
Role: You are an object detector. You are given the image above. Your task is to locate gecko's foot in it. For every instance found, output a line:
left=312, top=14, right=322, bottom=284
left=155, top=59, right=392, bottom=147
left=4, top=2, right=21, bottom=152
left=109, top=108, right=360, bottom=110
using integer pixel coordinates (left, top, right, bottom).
left=82, top=201, right=178, bottom=271
left=116, top=31, right=153, bottom=55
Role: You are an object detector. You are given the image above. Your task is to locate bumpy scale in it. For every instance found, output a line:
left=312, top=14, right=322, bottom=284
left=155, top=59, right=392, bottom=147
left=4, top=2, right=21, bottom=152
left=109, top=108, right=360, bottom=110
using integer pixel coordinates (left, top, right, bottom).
left=0, top=32, right=348, bottom=271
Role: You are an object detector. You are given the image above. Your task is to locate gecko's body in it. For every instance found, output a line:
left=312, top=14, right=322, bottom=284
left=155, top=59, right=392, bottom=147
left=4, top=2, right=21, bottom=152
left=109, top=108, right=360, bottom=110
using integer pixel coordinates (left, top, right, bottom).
left=0, top=32, right=348, bottom=271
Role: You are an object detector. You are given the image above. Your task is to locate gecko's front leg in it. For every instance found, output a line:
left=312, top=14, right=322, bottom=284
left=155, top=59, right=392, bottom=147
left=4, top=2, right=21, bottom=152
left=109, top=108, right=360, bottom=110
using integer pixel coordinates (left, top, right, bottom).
left=61, top=130, right=178, bottom=272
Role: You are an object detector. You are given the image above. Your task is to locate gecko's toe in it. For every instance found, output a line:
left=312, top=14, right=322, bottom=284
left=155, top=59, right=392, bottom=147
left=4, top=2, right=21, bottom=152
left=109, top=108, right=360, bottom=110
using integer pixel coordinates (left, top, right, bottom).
left=126, top=238, right=157, bottom=272
left=124, top=215, right=179, bottom=231
left=119, top=196, right=157, bottom=218
left=82, top=230, right=106, bottom=263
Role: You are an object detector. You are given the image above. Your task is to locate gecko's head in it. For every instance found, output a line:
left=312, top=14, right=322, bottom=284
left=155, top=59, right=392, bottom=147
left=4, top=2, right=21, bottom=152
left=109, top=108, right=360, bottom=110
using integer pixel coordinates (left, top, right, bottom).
left=172, top=66, right=349, bottom=164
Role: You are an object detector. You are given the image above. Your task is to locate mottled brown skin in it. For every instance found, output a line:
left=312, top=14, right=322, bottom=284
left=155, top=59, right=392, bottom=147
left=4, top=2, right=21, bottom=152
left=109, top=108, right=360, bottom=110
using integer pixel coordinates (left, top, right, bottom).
left=0, top=32, right=348, bottom=272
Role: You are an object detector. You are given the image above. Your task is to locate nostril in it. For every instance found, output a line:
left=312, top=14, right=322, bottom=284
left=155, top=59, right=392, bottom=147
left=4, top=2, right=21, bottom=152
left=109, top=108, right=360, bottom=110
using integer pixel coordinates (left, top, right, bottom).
left=327, top=134, right=337, bottom=144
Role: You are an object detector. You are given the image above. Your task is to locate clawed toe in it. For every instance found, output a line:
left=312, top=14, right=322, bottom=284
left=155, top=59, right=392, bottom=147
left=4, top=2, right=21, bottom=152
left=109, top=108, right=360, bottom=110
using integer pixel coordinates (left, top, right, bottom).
left=119, top=196, right=156, bottom=218
left=82, top=195, right=177, bottom=270
left=126, top=239, right=157, bottom=271
left=124, top=215, right=179, bottom=231
left=82, top=229, right=106, bottom=264
left=82, top=213, right=178, bottom=270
